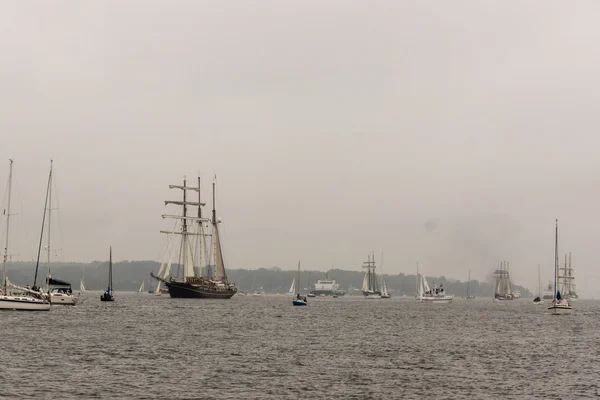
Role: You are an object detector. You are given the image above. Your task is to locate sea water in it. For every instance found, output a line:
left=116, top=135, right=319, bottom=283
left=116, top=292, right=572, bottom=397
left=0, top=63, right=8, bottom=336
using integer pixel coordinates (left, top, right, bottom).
left=1, top=293, right=599, bottom=399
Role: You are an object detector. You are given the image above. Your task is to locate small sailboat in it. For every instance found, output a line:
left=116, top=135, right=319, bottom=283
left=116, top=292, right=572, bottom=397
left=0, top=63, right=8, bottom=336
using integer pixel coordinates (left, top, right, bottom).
left=286, top=277, right=296, bottom=296
left=533, top=264, right=543, bottom=305
left=138, top=281, right=145, bottom=293
left=548, top=220, right=571, bottom=314
left=466, top=270, right=476, bottom=299
left=292, top=261, right=307, bottom=306
left=380, top=279, right=391, bottom=298
left=100, top=247, right=115, bottom=302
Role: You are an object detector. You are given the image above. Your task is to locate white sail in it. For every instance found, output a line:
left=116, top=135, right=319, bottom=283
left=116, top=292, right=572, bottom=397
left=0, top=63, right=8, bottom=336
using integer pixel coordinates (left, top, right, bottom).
left=362, top=271, right=369, bottom=292
left=287, top=277, right=296, bottom=295
left=80, top=278, right=86, bottom=292
left=138, top=281, right=144, bottom=292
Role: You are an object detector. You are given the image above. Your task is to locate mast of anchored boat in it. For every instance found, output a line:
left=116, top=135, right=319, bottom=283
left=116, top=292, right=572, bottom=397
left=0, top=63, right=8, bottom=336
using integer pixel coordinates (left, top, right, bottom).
left=2, top=160, right=13, bottom=295
left=554, top=219, right=558, bottom=302
left=33, top=161, right=53, bottom=291
left=47, top=160, right=52, bottom=264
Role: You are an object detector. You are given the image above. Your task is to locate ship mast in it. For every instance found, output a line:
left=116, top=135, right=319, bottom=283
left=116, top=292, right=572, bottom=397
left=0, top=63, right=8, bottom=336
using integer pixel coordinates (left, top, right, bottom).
left=162, top=178, right=206, bottom=281
left=33, top=161, right=53, bottom=290
left=2, top=160, right=13, bottom=295
left=554, top=219, right=558, bottom=301
left=47, top=160, right=52, bottom=264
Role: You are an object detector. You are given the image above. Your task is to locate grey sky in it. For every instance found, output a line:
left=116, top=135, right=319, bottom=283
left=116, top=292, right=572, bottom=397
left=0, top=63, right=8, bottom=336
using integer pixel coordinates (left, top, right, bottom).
left=1, top=1, right=599, bottom=296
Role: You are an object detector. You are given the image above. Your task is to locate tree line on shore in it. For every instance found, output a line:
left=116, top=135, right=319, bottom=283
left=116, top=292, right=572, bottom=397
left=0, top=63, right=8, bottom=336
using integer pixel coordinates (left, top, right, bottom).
left=3, top=261, right=533, bottom=297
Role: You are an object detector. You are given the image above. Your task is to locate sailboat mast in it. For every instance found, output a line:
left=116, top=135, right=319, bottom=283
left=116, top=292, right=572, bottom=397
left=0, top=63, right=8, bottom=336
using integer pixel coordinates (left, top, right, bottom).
left=33, top=162, right=53, bottom=290
left=554, top=219, right=558, bottom=301
left=182, top=178, right=188, bottom=281
left=212, top=180, right=216, bottom=278
left=2, top=160, right=13, bottom=295
left=467, top=270, right=471, bottom=297
left=538, top=264, right=541, bottom=297
left=109, top=246, right=112, bottom=291
left=47, top=160, right=53, bottom=264
left=296, top=261, right=300, bottom=296
left=197, top=176, right=202, bottom=278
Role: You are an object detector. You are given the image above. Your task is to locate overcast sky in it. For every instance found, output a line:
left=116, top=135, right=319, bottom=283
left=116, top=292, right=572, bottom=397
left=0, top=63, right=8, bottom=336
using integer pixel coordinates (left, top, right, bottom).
left=1, top=1, right=599, bottom=297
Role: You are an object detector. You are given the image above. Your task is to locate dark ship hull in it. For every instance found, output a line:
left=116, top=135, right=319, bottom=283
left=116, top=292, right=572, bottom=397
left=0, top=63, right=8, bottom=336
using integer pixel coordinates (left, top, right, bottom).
left=166, top=281, right=237, bottom=299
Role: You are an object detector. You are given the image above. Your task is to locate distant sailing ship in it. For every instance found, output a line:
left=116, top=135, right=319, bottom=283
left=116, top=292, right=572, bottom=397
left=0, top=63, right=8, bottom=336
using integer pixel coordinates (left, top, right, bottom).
left=558, top=252, right=578, bottom=302
left=494, top=261, right=515, bottom=300
left=152, top=176, right=237, bottom=299
left=361, top=254, right=382, bottom=299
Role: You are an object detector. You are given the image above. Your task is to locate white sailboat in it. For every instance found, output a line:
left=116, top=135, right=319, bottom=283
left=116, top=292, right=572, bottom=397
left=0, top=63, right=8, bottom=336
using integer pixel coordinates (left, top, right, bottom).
left=80, top=266, right=87, bottom=292
left=415, top=264, right=453, bottom=303
left=41, top=161, right=79, bottom=305
left=548, top=220, right=572, bottom=315
left=0, top=160, right=51, bottom=311
left=533, top=264, right=543, bottom=305
left=286, top=277, right=296, bottom=296
left=138, top=281, right=145, bottom=293
left=379, top=250, right=390, bottom=298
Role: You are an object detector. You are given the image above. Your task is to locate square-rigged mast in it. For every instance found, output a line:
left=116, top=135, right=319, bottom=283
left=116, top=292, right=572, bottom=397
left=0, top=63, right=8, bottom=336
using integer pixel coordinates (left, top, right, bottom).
left=161, top=177, right=209, bottom=282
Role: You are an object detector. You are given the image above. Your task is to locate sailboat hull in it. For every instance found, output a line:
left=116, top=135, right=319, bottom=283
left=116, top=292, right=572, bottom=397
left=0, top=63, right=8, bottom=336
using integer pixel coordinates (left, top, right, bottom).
left=0, top=295, right=51, bottom=311
left=548, top=305, right=572, bottom=314
left=49, top=293, right=79, bottom=305
left=417, top=296, right=453, bottom=303
left=166, top=281, right=237, bottom=299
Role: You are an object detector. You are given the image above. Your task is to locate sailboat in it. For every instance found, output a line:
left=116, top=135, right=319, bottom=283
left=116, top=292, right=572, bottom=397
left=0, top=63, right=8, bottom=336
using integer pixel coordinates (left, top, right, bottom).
left=292, top=261, right=307, bottom=306
left=138, top=281, right=145, bottom=293
left=38, top=161, right=79, bottom=306
left=80, top=265, right=87, bottom=292
left=380, top=279, right=390, bottom=298
left=466, top=270, right=476, bottom=299
left=286, top=277, right=296, bottom=296
left=0, top=160, right=51, bottom=311
left=101, top=247, right=114, bottom=302
left=548, top=220, right=571, bottom=314
left=415, top=264, right=453, bottom=303
left=361, top=253, right=382, bottom=299
left=533, top=264, right=543, bottom=305
left=151, top=176, right=237, bottom=298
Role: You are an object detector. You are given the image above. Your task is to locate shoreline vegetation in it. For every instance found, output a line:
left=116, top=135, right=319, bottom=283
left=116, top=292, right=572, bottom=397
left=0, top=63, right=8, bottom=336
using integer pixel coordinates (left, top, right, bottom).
left=3, top=261, right=532, bottom=297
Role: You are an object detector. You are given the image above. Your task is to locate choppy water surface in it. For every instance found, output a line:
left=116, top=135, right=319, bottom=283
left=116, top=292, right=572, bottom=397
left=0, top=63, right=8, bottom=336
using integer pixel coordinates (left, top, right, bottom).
left=1, top=294, right=599, bottom=399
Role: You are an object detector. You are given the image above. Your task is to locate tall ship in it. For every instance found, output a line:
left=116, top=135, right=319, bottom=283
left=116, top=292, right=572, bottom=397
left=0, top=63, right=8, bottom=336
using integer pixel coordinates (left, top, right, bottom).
left=361, top=254, right=381, bottom=299
left=494, top=261, right=515, bottom=300
left=152, top=176, right=237, bottom=299
left=311, top=272, right=345, bottom=297
left=558, top=252, right=577, bottom=301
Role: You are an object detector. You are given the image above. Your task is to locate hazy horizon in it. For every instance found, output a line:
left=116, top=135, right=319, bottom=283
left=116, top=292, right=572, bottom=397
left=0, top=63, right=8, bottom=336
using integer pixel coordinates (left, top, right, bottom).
left=1, top=1, right=599, bottom=297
